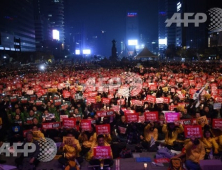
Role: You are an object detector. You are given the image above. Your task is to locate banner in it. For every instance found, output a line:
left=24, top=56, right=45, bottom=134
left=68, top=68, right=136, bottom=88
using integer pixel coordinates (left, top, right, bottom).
left=144, top=111, right=158, bottom=122
left=146, top=95, right=156, bottom=103
left=212, top=119, right=222, bottom=129
left=196, top=116, right=208, bottom=127
left=42, top=122, right=60, bottom=129
left=102, top=98, right=110, bottom=104
left=213, top=103, right=221, bottom=110
left=61, top=103, right=69, bottom=110
left=165, top=112, right=180, bottom=123
left=124, top=110, right=136, bottom=114
left=154, top=158, right=170, bottom=163
left=54, top=99, right=62, bottom=106
left=162, top=97, right=170, bottom=104
left=131, top=100, right=143, bottom=106
left=178, top=119, right=192, bottom=125
left=118, top=126, right=127, bottom=134
left=96, top=111, right=107, bottom=117
left=184, top=125, right=202, bottom=138
left=20, top=98, right=28, bottom=104
left=96, top=124, right=110, bottom=135
left=111, top=105, right=120, bottom=112
left=10, top=96, right=18, bottom=103
left=63, top=118, right=76, bottom=128
left=60, top=115, right=69, bottom=122
left=35, top=100, right=43, bottom=106
left=156, top=98, right=164, bottom=104
left=86, top=97, right=96, bottom=105
left=93, top=146, right=112, bottom=159
left=106, top=110, right=114, bottom=116
left=63, top=136, right=75, bottom=146
left=80, top=119, right=91, bottom=131
left=125, top=113, right=139, bottom=123
left=138, top=116, right=145, bottom=123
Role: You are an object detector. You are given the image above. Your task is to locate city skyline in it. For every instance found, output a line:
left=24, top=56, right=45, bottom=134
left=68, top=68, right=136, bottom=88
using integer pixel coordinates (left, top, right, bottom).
left=0, top=0, right=222, bottom=59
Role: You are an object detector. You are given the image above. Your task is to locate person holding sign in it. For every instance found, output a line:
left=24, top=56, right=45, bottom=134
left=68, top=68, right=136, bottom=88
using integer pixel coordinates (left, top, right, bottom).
left=116, top=115, right=128, bottom=142
left=141, top=122, right=158, bottom=151
left=162, top=122, right=184, bottom=149
left=58, top=133, right=82, bottom=169
left=78, top=124, right=96, bottom=157
left=200, top=128, right=219, bottom=157
left=217, top=131, right=222, bottom=159
left=32, top=125, right=44, bottom=141
left=88, top=135, right=113, bottom=168
left=25, top=110, right=38, bottom=126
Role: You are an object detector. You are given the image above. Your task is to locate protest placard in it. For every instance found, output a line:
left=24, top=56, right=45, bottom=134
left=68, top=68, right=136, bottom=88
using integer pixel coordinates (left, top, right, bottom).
left=144, top=111, right=158, bottom=122
left=93, top=146, right=112, bottom=159
left=63, top=118, right=76, bottom=128
left=63, top=136, right=75, bottom=146
left=212, top=119, right=222, bottom=129
left=80, top=119, right=91, bottom=131
left=184, top=125, right=202, bottom=138
left=165, top=112, right=180, bottom=123
left=96, top=124, right=110, bottom=135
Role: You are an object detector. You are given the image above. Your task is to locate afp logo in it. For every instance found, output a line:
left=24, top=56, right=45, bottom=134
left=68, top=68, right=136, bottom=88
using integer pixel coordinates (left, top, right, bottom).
left=165, top=7, right=222, bottom=31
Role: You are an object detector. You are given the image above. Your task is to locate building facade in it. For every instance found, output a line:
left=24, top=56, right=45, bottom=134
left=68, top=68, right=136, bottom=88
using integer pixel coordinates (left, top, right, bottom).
left=33, top=0, right=65, bottom=52
left=0, top=0, right=36, bottom=52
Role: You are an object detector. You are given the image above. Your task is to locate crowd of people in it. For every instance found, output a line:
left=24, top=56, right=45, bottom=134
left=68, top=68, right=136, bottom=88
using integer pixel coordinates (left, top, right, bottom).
left=0, top=61, right=222, bottom=170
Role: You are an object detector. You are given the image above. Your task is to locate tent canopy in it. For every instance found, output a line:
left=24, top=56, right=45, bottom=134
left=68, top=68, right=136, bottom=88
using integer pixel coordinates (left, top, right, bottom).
left=135, top=47, right=158, bottom=59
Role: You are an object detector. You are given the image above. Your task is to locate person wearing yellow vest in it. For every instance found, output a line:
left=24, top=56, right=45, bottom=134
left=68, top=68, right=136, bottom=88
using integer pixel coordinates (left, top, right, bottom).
left=141, top=122, right=158, bottom=151
left=32, top=125, right=44, bottom=141
left=88, top=134, right=113, bottom=168
left=162, top=122, right=184, bottom=148
left=58, top=133, right=82, bottom=169
left=200, top=128, right=219, bottom=157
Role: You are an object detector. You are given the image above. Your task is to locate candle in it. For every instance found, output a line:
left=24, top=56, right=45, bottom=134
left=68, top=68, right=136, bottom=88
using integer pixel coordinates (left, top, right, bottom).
left=144, top=163, right=147, bottom=168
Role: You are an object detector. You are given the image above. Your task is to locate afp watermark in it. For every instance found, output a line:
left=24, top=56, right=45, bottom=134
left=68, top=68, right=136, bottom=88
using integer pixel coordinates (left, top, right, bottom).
left=165, top=7, right=222, bottom=31
left=0, top=143, right=36, bottom=157
left=0, top=137, right=57, bottom=162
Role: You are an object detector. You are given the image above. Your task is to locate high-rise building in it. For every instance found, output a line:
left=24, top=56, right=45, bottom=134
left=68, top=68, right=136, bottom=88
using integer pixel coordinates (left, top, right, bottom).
left=182, top=0, right=207, bottom=49
left=165, top=0, right=177, bottom=47
left=158, top=0, right=167, bottom=53
left=126, top=11, right=139, bottom=56
left=0, top=0, right=36, bottom=52
left=160, top=0, right=208, bottom=49
left=33, top=0, right=64, bottom=51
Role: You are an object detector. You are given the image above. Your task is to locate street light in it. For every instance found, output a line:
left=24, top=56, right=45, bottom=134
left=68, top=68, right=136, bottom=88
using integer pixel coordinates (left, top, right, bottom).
left=190, top=40, right=193, bottom=48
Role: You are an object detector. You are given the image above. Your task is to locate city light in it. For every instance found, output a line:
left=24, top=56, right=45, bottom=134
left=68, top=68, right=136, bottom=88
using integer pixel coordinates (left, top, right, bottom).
left=159, top=38, right=167, bottom=45
left=177, top=2, right=182, bottom=12
left=127, top=13, right=137, bottom=17
left=128, top=40, right=138, bottom=46
left=83, top=49, right=91, bottom=55
left=75, top=50, right=80, bottom=55
left=52, top=29, right=60, bottom=40
left=40, top=65, right=45, bottom=70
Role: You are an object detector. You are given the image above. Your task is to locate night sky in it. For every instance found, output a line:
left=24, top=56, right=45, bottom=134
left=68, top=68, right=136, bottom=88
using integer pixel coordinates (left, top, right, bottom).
left=65, top=0, right=158, bottom=56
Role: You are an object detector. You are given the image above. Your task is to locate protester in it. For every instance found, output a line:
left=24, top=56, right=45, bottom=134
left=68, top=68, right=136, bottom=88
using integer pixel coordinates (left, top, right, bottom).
left=15, top=131, right=40, bottom=170
left=0, top=61, right=222, bottom=168
left=58, top=133, right=82, bottom=169
left=88, top=135, right=113, bottom=168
